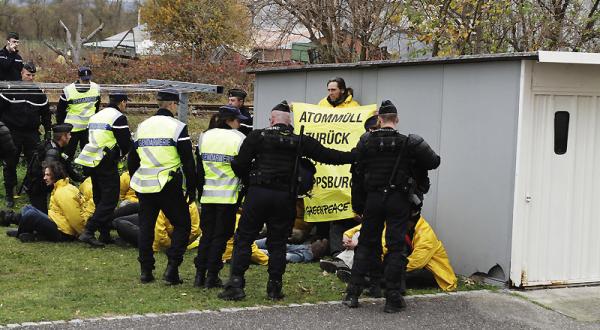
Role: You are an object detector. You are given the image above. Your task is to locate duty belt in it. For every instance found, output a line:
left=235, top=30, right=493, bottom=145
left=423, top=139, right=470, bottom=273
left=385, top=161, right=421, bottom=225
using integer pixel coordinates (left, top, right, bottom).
left=249, top=172, right=288, bottom=191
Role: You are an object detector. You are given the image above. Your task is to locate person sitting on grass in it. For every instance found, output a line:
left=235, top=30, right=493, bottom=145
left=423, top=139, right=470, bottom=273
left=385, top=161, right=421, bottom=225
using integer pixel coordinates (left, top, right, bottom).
left=320, top=216, right=458, bottom=293
left=1, top=161, right=93, bottom=242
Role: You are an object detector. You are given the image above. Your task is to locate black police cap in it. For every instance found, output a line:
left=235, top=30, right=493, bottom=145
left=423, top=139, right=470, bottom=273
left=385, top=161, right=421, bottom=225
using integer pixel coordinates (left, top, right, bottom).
left=7, top=32, right=19, bottom=40
left=272, top=100, right=290, bottom=113
left=219, top=105, right=249, bottom=120
left=157, top=88, right=180, bottom=102
left=52, top=123, right=73, bottom=134
left=78, top=67, right=92, bottom=80
left=23, top=62, right=36, bottom=73
left=363, top=115, right=378, bottom=131
left=228, top=88, right=247, bottom=99
left=109, top=90, right=129, bottom=102
left=378, top=100, right=397, bottom=115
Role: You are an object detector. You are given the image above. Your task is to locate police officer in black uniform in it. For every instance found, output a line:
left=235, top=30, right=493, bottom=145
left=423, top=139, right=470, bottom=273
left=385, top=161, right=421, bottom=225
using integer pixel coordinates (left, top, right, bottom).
left=343, top=100, right=440, bottom=313
left=227, top=88, right=253, bottom=135
left=0, top=62, right=51, bottom=208
left=128, top=89, right=197, bottom=285
left=218, top=100, right=355, bottom=301
left=77, top=91, right=131, bottom=247
left=23, top=123, right=84, bottom=213
left=0, top=32, right=23, bottom=81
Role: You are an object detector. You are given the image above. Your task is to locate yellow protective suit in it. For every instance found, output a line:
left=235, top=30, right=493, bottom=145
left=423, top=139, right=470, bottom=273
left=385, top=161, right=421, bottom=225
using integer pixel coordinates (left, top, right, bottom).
left=317, top=94, right=360, bottom=108
left=190, top=213, right=269, bottom=265
left=79, top=173, right=138, bottom=211
left=48, top=178, right=93, bottom=236
left=118, top=172, right=139, bottom=203
left=152, top=203, right=201, bottom=252
left=343, top=217, right=458, bottom=292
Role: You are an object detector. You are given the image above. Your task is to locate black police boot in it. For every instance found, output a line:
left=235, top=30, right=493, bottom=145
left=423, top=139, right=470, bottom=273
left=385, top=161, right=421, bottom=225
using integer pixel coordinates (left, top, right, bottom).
left=218, top=276, right=246, bottom=301
left=384, top=290, right=407, bottom=313
left=140, top=267, right=155, bottom=284
left=163, top=264, right=183, bottom=285
left=342, top=283, right=363, bottom=308
left=204, top=272, right=223, bottom=289
left=79, top=230, right=105, bottom=248
left=266, top=279, right=284, bottom=300
left=18, top=232, right=36, bottom=242
left=98, top=231, right=115, bottom=244
left=0, top=210, right=18, bottom=226
left=365, top=277, right=383, bottom=298
left=6, top=229, right=18, bottom=237
left=193, top=269, right=206, bottom=288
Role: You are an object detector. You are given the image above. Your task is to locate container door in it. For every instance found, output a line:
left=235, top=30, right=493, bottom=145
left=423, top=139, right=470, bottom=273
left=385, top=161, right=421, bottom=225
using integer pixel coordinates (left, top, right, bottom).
left=520, top=94, right=600, bottom=286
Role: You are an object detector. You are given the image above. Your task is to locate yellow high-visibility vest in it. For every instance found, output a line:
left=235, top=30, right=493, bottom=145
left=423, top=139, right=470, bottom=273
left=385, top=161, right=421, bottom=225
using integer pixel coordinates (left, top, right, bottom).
left=130, top=116, right=186, bottom=193
left=75, top=107, right=122, bottom=168
left=63, top=82, right=100, bottom=132
left=198, top=128, right=245, bottom=204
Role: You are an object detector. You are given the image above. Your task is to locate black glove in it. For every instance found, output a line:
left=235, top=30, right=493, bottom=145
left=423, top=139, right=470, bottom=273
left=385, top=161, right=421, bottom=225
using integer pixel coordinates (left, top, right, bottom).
left=44, top=131, right=51, bottom=141
left=185, top=188, right=196, bottom=205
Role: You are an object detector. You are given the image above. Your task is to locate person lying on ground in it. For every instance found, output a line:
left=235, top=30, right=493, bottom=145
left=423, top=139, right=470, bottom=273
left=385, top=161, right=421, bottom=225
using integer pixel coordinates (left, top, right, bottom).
left=111, top=202, right=200, bottom=251
left=255, top=237, right=329, bottom=263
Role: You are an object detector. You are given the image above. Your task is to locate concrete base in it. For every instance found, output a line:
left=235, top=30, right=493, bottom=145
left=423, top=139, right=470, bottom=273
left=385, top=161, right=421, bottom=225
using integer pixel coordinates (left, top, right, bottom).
left=515, top=286, right=600, bottom=322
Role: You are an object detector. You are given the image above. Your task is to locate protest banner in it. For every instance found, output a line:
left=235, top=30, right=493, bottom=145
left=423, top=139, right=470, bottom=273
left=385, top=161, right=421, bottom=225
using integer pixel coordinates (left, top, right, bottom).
left=292, top=102, right=377, bottom=222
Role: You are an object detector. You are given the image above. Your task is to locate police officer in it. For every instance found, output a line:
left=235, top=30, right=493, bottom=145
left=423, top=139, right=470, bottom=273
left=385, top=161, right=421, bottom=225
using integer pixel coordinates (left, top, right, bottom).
left=22, top=123, right=84, bottom=214
left=227, top=88, right=253, bottom=135
left=218, top=100, right=355, bottom=301
left=56, top=67, right=101, bottom=159
left=76, top=91, right=131, bottom=247
left=343, top=100, right=440, bottom=313
left=194, top=105, right=247, bottom=288
left=0, top=62, right=51, bottom=208
left=128, top=89, right=196, bottom=285
left=0, top=32, right=23, bottom=81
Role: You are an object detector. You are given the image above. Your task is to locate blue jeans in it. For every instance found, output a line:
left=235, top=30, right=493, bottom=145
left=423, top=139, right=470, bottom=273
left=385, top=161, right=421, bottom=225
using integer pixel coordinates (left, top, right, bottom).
left=18, top=205, right=71, bottom=241
left=255, top=238, right=314, bottom=263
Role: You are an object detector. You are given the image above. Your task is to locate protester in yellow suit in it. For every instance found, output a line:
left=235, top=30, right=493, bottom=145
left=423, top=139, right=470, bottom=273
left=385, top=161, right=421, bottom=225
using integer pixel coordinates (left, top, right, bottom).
left=317, top=77, right=360, bottom=108
left=2, top=162, right=93, bottom=242
left=316, top=77, right=363, bottom=257
left=332, top=217, right=457, bottom=292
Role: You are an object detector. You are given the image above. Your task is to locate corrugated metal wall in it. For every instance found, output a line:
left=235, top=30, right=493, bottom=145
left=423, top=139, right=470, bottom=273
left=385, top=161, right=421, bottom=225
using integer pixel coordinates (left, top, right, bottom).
left=253, top=61, right=522, bottom=280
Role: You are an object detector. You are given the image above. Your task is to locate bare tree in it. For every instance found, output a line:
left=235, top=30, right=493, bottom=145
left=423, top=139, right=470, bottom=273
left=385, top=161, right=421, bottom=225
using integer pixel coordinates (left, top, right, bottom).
left=251, top=0, right=405, bottom=63
left=44, top=13, right=104, bottom=64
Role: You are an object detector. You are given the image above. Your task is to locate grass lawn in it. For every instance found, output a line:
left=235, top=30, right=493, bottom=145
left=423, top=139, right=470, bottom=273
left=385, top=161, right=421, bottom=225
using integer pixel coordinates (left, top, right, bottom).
left=0, top=228, right=492, bottom=324
left=0, top=114, right=493, bottom=324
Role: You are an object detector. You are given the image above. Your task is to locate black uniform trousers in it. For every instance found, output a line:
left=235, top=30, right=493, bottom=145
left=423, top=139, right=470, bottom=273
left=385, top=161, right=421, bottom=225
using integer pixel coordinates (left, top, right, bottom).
left=351, top=191, right=410, bottom=292
left=194, top=203, right=237, bottom=275
left=137, top=175, right=191, bottom=270
left=27, top=190, right=48, bottom=214
left=230, top=186, right=295, bottom=284
left=63, top=130, right=88, bottom=160
left=3, top=130, right=39, bottom=191
left=84, top=155, right=120, bottom=235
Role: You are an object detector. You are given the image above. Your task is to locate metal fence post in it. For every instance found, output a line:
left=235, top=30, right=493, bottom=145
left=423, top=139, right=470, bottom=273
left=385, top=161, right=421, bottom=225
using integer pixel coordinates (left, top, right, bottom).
left=178, top=92, right=189, bottom=123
